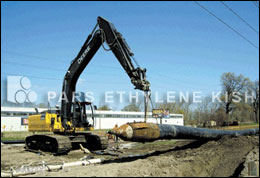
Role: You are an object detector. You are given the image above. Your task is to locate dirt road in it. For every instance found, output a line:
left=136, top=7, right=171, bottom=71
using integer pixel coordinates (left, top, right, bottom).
left=1, top=135, right=259, bottom=177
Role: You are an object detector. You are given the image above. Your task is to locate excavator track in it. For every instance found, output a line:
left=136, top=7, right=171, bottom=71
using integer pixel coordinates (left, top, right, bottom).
left=85, top=134, right=108, bottom=151
left=25, top=134, right=72, bottom=155
left=25, top=133, right=108, bottom=155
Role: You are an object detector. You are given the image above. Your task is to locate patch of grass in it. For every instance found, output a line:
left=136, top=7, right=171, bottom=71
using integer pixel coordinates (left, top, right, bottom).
left=1, top=132, right=31, bottom=140
left=1, top=131, right=53, bottom=141
left=1, top=130, right=109, bottom=141
left=218, top=124, right=259, bottom=130
left=1, top=137, right=25, bottom=141
left=239, top=123, right=259, bottom=127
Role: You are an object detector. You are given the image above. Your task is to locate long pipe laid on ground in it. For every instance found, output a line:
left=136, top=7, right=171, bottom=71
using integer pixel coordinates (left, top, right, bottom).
left=1, top=159, right=103, bottom=177
left=108, top=122, right=259, bottom=142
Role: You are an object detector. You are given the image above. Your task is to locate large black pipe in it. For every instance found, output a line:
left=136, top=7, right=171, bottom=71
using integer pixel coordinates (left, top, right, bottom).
left=159, top=124, right=259, bottom=140
left=109, top=122, right=259, bottom=142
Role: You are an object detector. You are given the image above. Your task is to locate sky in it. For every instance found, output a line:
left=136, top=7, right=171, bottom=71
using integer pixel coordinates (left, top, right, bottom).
left=1, top=1, right=259, bottom=110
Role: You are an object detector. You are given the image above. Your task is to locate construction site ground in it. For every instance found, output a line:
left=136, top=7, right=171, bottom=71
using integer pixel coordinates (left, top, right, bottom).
left=1, top=134, right=259, bottom=177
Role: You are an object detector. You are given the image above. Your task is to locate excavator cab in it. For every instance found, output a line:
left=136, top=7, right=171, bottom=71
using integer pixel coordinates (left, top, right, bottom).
left=69, top=92, right=95, bottom=129
left=72, top=101, right=95, bottom=129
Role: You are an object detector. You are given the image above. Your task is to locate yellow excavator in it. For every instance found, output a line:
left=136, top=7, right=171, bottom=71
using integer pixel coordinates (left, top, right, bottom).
left=25, top=16, right=150, bottom=155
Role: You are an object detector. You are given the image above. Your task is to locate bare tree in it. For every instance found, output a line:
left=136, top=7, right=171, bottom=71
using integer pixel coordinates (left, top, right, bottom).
left=221, top=73, right=249, bottom=126
left=122, top=95, right=144, bottom=112
left=97, top=105, right=110, bottom=111
left=196, top=96, right=211, bottom=126
left=121, top=103, right=140, bottom=112
left=156, top=102, right=176, bottom=113
left=38, top=103, right=47, bottom=108
left=179, top=94, right=193, bottom=123
left=248, top=80, right=259, bottom=123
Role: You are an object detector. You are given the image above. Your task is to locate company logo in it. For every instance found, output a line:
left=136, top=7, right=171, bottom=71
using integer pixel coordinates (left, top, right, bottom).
left=7, top=76, right=37, bottom=103
left=78, top=46, right=91, bottom=64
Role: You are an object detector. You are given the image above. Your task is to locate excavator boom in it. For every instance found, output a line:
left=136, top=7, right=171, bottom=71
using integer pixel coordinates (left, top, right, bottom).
left=61, top=16, right=150, bottom=130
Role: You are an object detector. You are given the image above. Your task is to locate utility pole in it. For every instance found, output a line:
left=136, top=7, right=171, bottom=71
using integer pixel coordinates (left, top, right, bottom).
left=144, top=92, right=149, bottom=122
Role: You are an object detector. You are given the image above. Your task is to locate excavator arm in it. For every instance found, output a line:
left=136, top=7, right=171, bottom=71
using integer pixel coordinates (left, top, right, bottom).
left=61, top=16, right=150, bottom=130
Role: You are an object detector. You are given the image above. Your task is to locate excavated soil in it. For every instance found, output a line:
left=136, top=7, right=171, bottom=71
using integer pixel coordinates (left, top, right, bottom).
left=1, top=135, right=259, bottom=177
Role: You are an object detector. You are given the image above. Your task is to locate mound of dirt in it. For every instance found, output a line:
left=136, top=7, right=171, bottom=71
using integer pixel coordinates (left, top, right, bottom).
left=2, top=135, right=259, bottom=177
left=101, top=135, right=259, bottom=177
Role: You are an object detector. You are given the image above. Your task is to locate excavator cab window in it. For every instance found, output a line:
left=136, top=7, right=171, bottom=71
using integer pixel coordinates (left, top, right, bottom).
left=73, top=103, right=81, bottom=118
left=71, top=101, right=94, bottom=127
left=84, top=102, right=95, bottom=127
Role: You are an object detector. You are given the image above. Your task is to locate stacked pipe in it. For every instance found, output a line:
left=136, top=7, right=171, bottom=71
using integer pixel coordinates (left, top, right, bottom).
left=108, top=122, right=259, bottom=142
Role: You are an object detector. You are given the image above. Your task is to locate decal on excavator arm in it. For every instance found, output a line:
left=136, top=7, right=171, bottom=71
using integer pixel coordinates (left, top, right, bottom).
left=78, top=46, right=91, bottom=64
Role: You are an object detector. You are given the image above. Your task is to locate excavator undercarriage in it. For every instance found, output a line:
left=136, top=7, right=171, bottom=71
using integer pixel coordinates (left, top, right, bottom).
left=25, top=135, right=72, bottom=155
left=25, top=133, right=108, bottom=155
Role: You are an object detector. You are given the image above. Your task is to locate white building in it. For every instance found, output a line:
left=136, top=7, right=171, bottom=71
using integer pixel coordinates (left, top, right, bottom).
left=1, top=107, right=184, bottom=131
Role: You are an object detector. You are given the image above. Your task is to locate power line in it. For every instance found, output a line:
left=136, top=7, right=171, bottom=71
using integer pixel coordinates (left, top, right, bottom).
left=1, top=72, right=220, bottom=92
left=0, top=72, right=134, bottom=85
left=194, top=1, right=259, bottom=49
left=2, top=50, right=122, bottom=70
left=1, top=51, right=222, bottom=91
left=154, top=73, right=220, bottom=87
left=2, top=52, right=256, bottom=91
left=2, top=50, right=68, bottom=63
left=1, top=59, right=133, bottom=80
left=2, top=60, right=118, bottom=74
left=2, top=59, right=221, bottom=89
left=1, top=60, right=132, bottom=82
left=221, top=1, right=259, bottom=34
left=2, top=50, right=223, bottom=90
left=151, top=82, right=217, bottom=92
left=0, top=51, right=247, bottom=92
left=2, top=52, right=221, bottom=88
left=252, top=1, right=259, bottom=8
left=1, top=72, right=62, bottom=81
left=2, top=60, right=67, bottom=72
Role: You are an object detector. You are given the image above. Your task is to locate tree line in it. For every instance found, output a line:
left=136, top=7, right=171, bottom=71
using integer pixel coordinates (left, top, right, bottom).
left=104, top=72, right=259, bottom=126
left=2, top=72, right=258, bottom=126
